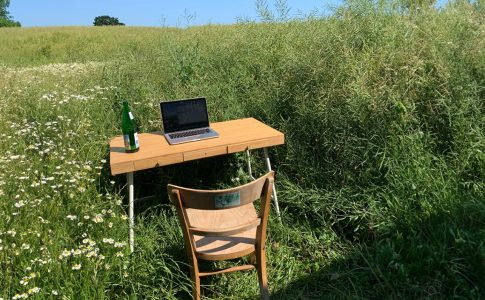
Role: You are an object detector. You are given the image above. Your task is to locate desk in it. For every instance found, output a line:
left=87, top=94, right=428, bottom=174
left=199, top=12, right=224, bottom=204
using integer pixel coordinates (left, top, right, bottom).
left=110, top=118, right=285, bottom=252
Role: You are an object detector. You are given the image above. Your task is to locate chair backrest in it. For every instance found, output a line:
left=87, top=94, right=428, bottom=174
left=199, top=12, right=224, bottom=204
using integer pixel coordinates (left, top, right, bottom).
left=168, top=171, right=274, bottom=210
left=167, top=171, right=274, bottom=256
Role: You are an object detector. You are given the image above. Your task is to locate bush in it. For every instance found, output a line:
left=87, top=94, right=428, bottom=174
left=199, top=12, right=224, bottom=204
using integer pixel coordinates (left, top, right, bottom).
left=93, top=15, right=125, bottom=26
left=0, top=17, right=20, bottom=27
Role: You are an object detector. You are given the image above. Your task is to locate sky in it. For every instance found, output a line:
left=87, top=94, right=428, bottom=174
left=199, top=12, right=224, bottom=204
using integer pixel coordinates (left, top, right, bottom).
left=9, top=0, right=343, bottom=28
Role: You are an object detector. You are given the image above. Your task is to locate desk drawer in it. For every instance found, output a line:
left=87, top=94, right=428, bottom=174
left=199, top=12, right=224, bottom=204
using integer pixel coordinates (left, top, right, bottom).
left=227, top=136, right=284, bottom=153
left=134, top=153, right=184, bottom=171
left=183, top=146, right=227, bottom=161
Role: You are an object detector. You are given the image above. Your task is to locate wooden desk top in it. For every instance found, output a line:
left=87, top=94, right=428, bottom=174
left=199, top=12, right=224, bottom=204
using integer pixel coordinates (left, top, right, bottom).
left=109, top=118, right=285, bottom=175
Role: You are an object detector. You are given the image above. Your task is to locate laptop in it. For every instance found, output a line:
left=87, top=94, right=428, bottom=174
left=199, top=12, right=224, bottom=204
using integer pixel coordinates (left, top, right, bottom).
left=160, top=97, right=219, bottom=145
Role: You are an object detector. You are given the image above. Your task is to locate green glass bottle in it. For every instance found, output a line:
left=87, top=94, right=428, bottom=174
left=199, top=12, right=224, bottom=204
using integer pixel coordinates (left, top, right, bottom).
left=121, top=100, right=139, bottom=152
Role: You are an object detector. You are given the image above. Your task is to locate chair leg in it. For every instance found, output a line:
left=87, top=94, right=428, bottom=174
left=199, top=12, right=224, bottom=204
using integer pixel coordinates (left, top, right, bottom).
left=256, top=249, right=269, bottom=300
left=190, top=262, right=201, bottom=300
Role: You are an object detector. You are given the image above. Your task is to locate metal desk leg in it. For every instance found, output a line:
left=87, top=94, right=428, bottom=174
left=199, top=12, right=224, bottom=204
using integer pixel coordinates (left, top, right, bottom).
left=263, top=148, right=282, bottom=222
left=246, top=149, right=256, bottom=180
left=127, top=172, right=134, bottom=253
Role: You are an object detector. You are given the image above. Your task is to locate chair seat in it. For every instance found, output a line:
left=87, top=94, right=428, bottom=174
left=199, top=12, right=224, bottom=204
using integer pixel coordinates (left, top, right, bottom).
left=194, top=227, right=257, bottom=261
left=186, top=203, right=258, bottom=261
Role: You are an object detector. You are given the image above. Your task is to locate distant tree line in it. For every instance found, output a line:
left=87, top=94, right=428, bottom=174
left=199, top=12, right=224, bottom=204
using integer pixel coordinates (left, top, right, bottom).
left=93, top=15, right=125, bottom=26
left=0, top=0, right=21, bottom=27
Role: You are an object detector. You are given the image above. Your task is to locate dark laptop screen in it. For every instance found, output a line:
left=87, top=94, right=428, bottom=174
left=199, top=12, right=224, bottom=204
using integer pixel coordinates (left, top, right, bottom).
left=160, top=98, right=210, bottom=133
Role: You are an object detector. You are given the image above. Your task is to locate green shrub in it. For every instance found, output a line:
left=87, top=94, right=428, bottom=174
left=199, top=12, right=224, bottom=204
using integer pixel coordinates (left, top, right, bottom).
left=0, top=17, right=20, bottom=27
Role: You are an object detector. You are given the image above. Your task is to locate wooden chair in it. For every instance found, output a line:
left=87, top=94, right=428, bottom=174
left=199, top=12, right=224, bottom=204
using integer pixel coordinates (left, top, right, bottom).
left=167, top=171, right=274, bottom=300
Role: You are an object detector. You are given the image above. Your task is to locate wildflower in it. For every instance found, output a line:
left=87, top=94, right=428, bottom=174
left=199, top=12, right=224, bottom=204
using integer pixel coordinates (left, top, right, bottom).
left=28, top=287, right=40, bottom=294
left=102, top=238, right=114, bottom=244
left=12, top=294, right=28, bottom=299
left=59, top=249, right=72, bottom=259
left=115, top=251, right=124, bottom=257
left=51, top=290, right=59, bottom=295
left=14, top=201, right=25, bottom=208
left=72, top=263, right=81, bottom=270
left=66, top=215, right=77, bottom=220
left=93, top=214, right=103, bottom=223
left=86, top=251, right=97, bottom=258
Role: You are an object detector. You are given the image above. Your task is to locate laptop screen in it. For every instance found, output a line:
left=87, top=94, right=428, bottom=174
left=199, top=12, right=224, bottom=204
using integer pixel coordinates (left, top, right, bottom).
left=160, top=98, right=210, bottom=133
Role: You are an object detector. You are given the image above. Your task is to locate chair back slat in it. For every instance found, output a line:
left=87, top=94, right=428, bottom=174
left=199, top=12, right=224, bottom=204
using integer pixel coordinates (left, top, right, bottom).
left=168, top=172, right=274, bottom=210
left=189, top=218, right=261, bottom=237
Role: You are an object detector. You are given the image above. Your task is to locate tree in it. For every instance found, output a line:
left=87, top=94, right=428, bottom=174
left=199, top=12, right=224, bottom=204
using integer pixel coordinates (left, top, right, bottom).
left=0, top=0, right=9, bottom=18
left=0, top=0, right=21, bottom=27
left=93, top=15, right=125, bottom=26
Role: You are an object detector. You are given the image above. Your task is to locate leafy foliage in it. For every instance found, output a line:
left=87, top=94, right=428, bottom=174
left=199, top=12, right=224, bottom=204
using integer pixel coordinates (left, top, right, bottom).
left=0, top=0, right=21, bottom=27
left=0, top=0, right=9, bottom=18
left=93, top=15, right=125, bottom=26
left=0, top=17, right=19, bottom=27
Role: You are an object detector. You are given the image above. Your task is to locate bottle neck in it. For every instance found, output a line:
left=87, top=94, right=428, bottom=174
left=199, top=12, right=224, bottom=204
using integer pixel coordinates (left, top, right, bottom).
left=123, top=101, right=129, bottom=111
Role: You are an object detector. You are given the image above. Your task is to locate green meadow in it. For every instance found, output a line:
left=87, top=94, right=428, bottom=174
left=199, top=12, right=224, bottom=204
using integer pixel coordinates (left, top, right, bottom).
left=0, top=1, right=484, bottom=299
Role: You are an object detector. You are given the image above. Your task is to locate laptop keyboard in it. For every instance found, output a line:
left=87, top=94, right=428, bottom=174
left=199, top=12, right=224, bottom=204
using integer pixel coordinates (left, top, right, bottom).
left=169, top=128, right=210, bottom=139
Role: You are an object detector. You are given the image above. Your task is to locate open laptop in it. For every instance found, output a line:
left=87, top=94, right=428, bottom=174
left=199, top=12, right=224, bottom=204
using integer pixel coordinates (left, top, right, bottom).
left=160, top=97, right=219, bottom=145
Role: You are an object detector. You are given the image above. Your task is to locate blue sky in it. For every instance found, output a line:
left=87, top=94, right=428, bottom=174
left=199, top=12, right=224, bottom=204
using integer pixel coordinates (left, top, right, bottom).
left=9, top=0, right=343, bottom=27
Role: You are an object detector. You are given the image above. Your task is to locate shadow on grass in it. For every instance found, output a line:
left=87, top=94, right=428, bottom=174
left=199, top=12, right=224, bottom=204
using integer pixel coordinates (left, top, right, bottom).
left=271, top=199, right=485, bottom=299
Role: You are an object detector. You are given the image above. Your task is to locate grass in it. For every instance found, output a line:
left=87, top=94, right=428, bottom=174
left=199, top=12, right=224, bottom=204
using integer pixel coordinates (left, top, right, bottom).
left=0, top=0, right=484, bottom=298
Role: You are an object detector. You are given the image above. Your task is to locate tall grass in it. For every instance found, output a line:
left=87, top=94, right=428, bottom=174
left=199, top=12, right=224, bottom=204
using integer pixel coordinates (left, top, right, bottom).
left=0, top=0, right=483, bottom=298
